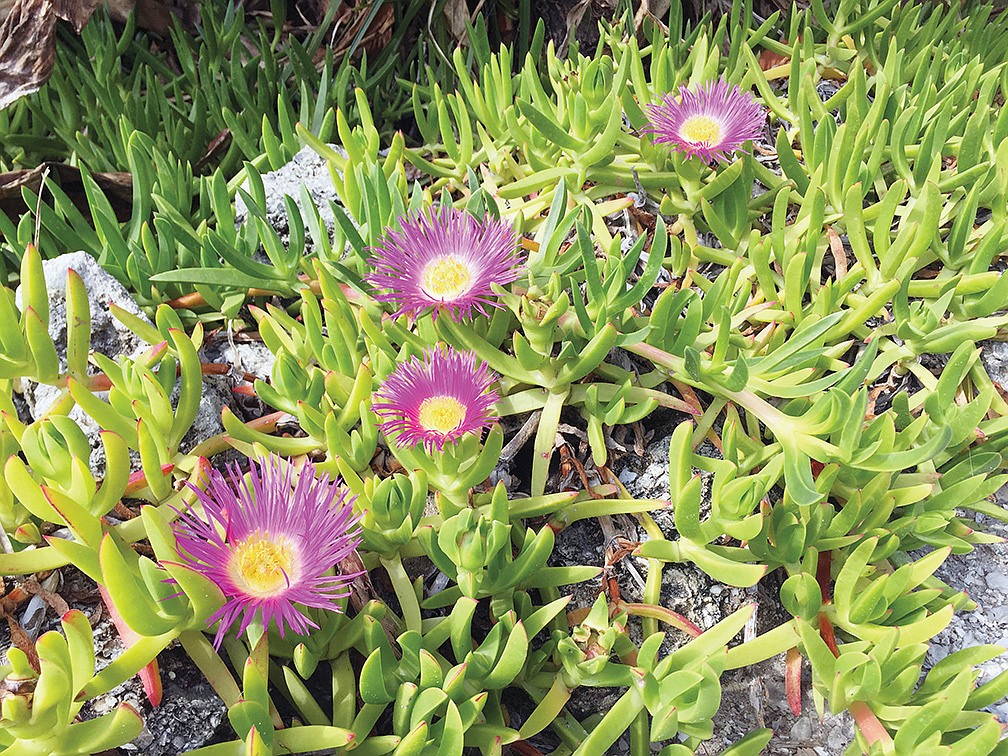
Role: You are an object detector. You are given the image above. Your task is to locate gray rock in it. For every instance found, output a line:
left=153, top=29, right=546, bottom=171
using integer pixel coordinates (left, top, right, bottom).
left=198, top=333, right=276, bottom=383
left=927, top=505, right=1008, bottom=724
left=82, top=626, right=228, bottom=755
left=234, top=145, right=347, bottom=253
left=713, top=654, right=854, bottom=753
left=14, top=252, right=153, bottom=473
left=981, top=341, right=1008, bottom=388
left=827, top=721, right=850, bottom=751
left=986, top=570, right=1008, bottom=593
left=789, top=715, right=813, bottom=741
left=618, top=468, right=638, bottom=485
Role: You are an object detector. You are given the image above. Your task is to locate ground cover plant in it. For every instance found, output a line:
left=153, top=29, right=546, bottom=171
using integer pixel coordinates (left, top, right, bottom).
left=1, top=0, right=1008, bottom=753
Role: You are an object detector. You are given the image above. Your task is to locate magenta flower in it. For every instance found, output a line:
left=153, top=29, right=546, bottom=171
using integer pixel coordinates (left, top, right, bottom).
left=366, top=207, right=522, bottom=322
left=173, top=456, right=362, bottom=648
left=645, top=78, right=765, bottom=163
left=373, top=345, right=498, bottom=452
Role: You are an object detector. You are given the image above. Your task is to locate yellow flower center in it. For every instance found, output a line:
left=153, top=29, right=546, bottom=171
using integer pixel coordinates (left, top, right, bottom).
left=680, top=115, right=723, bottom=144
left=420, top=256, right=473, bottom=300
left=229, top=533, right=296, bottom=598
left=418, top=395, right=466, bottom=434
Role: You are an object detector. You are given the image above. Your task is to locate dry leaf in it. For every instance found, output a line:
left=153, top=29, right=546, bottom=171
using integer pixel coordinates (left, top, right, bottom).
left=443, top=0, right=470, bottom=43
left=54, top=0, right=102, bottom=32
left=5, top=615, right=40, bottom=672
left=195, top=128, right=232, bottom=173
left=0, top=0, right=57, bottom=111
left=825, top=224, right=848, bottom=280
left=331, top=1, right=393, bottom=61
left=561, top=0, right=592, bottom=52
left=0, top=0, right=185, bottom=113
left=21, top=577, right=70, bottom=617
left=758, top=47, right=790, bottom=71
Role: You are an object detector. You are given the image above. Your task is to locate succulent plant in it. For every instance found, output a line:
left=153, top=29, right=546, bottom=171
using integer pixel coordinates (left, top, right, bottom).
left=1, top=0, right=1008, bottom=753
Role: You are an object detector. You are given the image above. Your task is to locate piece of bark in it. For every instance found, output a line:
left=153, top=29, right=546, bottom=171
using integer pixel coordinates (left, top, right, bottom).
left=0, top=163, right=133, bottom=222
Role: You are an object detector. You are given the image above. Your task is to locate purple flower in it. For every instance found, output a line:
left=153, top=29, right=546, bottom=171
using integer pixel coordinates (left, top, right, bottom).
left=645, top=78, right=765, bottom=163
left=373, top=345, right=498, bottom=452
left=173, top=456, right=361, bottom=648
left=366, top=207, right=522, bottom=322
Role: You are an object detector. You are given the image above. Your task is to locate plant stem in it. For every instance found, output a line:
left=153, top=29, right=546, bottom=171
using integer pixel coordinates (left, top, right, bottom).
left=380, top=554, right=422, bottom=634
left=179, top=630, right=241, bottom=707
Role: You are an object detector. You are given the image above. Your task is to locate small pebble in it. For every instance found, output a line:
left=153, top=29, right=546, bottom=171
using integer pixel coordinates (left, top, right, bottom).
left=789, top=717, right=813, bottom=741
left=645, top=463, right=664, bottom=480
left=985, top=571, right=1008, bottom=592
left=827, top=725, right=849, bottom=750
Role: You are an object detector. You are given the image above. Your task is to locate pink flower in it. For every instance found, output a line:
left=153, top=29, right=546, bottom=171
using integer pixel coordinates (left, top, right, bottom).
left=645, top=78, right=765, bottom=163
left=373, top=345, right=497, bottom=452
left=366, top=207, right=522, bottom=322
left=173, top=456, right=361, bottom=648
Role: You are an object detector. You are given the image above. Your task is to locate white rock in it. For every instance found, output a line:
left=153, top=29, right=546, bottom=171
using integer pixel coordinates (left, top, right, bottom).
left=15, top=250, right=151, bottom=357
left=234, top=144, right=348, bottom=253
left=12, top=252, right=233, bottom=472
left=789, top=716, right=813, bottom=741
left=618, top=468, right=638, bottom=484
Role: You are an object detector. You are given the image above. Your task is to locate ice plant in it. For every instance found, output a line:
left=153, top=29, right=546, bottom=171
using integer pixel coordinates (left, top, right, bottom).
left=173, top=456, right=362, bottom=648
left=645, top=78, right=765, bottom=162
left=373, top=344, right=498, bottom=451
left=366, top=207, right=522, bottom=321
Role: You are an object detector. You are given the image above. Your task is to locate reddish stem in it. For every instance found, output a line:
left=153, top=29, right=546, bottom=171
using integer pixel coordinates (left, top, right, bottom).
left=620, top=601, right=702, bottom=638
left=166, top=275, right=345, bottom=310
left=815, top=550, right=841, bottom=655
left=814, top=554, right=892, bottom=747
left=98, top=585, right=163, bottom=707
left=817, top=612, right=840, bottom=658
left=816, top=551, right=833, bottom=602
left=785, top=646, right=803, bottom=716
